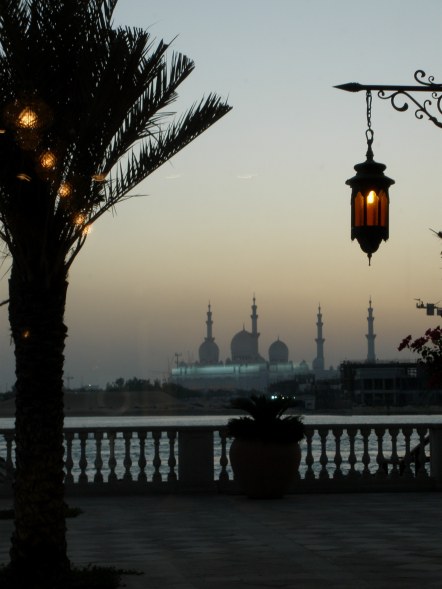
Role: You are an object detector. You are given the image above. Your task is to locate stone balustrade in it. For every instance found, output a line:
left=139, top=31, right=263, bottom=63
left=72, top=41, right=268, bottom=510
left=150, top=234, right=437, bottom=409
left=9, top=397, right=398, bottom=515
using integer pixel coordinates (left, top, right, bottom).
left=1, top=423, right=441, bottom=496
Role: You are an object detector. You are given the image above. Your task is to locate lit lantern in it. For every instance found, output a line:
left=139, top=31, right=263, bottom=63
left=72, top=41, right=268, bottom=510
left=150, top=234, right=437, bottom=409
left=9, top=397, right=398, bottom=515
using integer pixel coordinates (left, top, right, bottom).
left=346, top=143, right=394, bottom=264
left=346, top=91, right=395, bottom=265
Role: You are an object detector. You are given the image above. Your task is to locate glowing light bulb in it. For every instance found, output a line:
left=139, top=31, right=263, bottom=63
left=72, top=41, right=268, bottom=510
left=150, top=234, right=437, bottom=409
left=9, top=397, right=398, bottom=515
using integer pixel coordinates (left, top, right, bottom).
left=74, top=213, right=85, bottom=226
left=17, top=107, right=38, bottom=129
left=58, top=182, right=72, bottom=198
left=39, top=150, right=57, bottom=170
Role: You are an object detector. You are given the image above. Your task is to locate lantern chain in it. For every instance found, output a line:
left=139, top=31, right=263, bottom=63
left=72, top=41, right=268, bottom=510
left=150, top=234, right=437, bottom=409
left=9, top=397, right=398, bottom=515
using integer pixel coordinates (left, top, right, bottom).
left=365, top=90, right=374, bottom=147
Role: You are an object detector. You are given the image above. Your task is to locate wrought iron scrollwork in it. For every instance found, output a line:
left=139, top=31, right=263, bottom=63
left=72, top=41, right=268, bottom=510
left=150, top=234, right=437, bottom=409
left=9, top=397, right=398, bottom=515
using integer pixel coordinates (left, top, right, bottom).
left=378, top=72, right=442, bottom=128
left=336, top=70, right=442, bottom=130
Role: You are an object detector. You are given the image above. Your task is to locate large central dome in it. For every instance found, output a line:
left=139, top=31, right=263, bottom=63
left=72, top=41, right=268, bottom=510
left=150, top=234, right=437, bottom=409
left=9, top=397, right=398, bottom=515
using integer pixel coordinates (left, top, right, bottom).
left=231, top=328, right=255, bottom=363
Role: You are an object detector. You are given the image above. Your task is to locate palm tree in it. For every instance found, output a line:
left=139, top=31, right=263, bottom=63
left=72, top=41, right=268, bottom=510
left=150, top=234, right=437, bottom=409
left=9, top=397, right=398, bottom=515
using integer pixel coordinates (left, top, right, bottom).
left=0, top=1, right=231, bottom=586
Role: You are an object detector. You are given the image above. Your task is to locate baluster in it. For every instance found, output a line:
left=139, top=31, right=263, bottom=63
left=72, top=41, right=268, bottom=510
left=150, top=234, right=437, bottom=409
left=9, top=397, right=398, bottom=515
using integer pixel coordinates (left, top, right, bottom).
left=416, top=426, right=429, bottom=479
left=78, top=431, right=88, bottom=484
left=304, top=427, right=315, bottom=479
left=138, top=430, right=147, bottom=482
left=347, top=427, right=359, bottom=478
left=401, top=426, right=413, bottom=478
left=389, top=427, right=400, bottom=479
left=64, top=431, right=74, bottom=485
left=123, top=431, right=133, bottom=482
left=319, top=427, right=329, bottom=479
left=108, top=431, right=117, bottom=482
left=167, top=430, right=177, bottom=482
left=218, top=429, right=230, bottom=483
left=361, top=427, right=371, bottom=478
left=332, top=427, right=343, bottom=479
left=152, top=430, right=162, bottom=483
left=94, top=431, right=104, bottom=483
left=4, top=432, right=15, bottom=474
left=375, top=427, right=387, bottom=478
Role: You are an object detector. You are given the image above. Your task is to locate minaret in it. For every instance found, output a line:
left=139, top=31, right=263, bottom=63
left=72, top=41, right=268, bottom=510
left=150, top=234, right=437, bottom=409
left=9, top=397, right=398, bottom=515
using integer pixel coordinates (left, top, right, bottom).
left=312, top=304, right=325, bottom=375
left=198, top=302, right=219, bottom=365
left=250, top=295, right=260, bottom=358
left=366, top=297, right=376, bottom=363
left=205, top=303, right=214, bottom=343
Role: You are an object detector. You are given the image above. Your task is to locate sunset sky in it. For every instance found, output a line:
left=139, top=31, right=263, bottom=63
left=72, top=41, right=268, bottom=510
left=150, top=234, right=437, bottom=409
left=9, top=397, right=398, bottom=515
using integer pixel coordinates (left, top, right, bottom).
left=0, top=0, right=441, bottom=389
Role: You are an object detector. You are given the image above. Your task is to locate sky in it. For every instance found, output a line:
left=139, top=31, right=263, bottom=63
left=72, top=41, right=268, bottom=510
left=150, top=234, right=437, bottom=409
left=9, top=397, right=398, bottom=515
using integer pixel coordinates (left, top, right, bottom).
left=1, top=0, right=442, bottom=389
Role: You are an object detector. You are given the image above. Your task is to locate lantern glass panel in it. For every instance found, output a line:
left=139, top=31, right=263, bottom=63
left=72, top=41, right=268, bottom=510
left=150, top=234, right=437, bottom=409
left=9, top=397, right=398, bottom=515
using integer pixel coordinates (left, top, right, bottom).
left=366, top=190, right=379, bottom=226
left=379, top=190, right=388, bottom=227
left=354, top=192, right=365, bottom=226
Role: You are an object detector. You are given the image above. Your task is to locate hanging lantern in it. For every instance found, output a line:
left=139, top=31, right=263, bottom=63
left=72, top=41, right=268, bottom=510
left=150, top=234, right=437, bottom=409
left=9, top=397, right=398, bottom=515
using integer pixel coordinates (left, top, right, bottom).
left=346, top=92, right=395, bottom=265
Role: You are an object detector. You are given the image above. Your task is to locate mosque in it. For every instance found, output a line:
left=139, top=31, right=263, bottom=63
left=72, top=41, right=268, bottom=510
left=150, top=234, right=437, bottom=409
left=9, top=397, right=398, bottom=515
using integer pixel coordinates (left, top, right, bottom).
left=169, top=297, right=336, bottom=391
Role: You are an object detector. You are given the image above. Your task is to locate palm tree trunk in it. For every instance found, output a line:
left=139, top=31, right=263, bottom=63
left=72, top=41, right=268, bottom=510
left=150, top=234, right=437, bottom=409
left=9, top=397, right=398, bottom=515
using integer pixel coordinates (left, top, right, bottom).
left=8, top=263, right=70, bottom=587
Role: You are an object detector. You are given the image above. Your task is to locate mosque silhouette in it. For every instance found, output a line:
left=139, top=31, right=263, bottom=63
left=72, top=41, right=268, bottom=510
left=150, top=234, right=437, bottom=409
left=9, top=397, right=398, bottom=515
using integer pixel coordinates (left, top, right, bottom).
left=169, top=297, right=337, bottom=391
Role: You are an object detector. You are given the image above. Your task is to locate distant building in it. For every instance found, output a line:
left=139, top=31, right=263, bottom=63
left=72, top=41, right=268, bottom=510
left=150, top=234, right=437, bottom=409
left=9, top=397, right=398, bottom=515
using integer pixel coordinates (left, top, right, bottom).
left=340, top=361, right=442, bottom=406
left=170, top=297, right=312, bottom=392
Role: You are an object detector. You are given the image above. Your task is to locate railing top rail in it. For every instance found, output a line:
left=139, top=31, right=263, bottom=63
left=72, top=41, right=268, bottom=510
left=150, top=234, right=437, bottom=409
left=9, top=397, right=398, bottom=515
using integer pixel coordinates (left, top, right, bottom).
left=0, top=422, right=441, bottom=437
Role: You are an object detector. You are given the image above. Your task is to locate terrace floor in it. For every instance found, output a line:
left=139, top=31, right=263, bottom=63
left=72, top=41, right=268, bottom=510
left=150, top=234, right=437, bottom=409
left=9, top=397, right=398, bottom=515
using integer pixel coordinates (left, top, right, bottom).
left=1, top=492, right=442, bottom=588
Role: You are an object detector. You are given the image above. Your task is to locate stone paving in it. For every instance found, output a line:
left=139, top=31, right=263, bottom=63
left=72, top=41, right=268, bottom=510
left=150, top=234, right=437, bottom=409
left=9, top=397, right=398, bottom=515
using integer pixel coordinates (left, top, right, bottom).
left=1, top=492, right=442, bottom=588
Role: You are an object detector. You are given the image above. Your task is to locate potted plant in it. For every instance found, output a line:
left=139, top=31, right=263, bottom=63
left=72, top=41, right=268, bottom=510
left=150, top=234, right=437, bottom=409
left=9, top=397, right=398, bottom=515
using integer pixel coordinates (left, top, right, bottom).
left=227, top=394, right=304, bottom=499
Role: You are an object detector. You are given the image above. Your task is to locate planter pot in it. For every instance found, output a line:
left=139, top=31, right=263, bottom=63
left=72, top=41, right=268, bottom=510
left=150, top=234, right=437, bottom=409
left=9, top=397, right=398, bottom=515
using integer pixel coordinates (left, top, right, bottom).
left=229, top=438, right=301, bottom=499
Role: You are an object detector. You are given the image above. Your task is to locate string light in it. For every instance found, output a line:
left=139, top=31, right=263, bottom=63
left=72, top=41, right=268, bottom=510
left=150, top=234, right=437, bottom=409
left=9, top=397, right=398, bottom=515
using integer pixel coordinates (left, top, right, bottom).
left=58, top=182, right=72, bottom=198
left=39, top=150, right=57, bottom=170
left=17, top=107, right=39, bottom=129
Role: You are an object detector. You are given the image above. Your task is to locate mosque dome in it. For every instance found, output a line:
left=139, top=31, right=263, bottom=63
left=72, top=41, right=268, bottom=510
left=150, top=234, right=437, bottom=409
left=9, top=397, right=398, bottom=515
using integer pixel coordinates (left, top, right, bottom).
left=231, top=328, right=255, bottom=363
left=198, top=340, right=220, bottom=365
left=269, top=338, right=289, bottom=363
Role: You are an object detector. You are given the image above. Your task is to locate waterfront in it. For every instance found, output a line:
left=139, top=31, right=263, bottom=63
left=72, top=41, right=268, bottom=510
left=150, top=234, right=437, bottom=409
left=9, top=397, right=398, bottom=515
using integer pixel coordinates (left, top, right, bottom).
left=2, top=412, right=442, bottom=430
left=1, top=414, right=440, bottom=486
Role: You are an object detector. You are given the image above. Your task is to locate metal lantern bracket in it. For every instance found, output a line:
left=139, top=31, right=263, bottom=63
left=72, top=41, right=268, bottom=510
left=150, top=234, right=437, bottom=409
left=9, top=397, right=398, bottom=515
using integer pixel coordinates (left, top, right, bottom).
left=336, top=69, right=442, bottom=265
left=335, top=70, right=442, bottom=129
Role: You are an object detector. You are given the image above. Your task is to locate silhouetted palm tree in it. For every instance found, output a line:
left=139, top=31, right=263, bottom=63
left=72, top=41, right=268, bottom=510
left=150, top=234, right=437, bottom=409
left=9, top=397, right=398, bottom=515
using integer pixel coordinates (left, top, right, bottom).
left=0, top=1, right=230, bottom=586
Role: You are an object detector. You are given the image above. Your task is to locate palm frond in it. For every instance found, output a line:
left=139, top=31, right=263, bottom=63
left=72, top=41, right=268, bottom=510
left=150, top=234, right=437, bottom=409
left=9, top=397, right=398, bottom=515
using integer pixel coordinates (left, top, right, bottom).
left=103, top=94, right=231, bottom=204
left=0, top=0, right=231, bottom=276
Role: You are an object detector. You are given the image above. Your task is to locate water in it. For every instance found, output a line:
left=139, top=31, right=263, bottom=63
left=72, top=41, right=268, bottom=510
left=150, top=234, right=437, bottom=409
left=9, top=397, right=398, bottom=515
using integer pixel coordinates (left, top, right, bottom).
left=2, top=413, right=442, bottom=430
